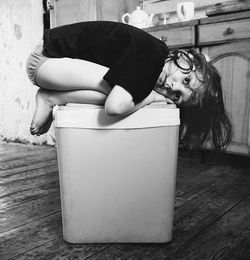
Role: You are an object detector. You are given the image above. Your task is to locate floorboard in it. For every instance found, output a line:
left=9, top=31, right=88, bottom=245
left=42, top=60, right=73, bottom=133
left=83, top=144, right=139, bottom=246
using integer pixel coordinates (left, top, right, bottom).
left=0, top=193, right=61, bottom=233
left=169, top=195, right=250, bottom=260
left=0, top=141, right=249, bottom=260
left=0, top=153, right=57, bottom=171
left=0, top=213, right=62, bottom=259
left=123, top=169, right=250, bottom=259
left=0, top=180, right=60, bottom=210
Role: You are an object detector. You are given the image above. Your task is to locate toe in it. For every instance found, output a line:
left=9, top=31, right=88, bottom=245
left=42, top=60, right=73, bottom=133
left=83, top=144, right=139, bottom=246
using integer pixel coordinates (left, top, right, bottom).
left=30, top=125, right=37, bottom=132
left=30, top=126, right=39, bottom=135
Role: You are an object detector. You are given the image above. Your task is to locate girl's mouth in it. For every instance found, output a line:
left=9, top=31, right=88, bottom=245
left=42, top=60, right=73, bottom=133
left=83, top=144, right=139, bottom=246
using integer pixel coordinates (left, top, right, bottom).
left=154, top=85, right=174, bottom=101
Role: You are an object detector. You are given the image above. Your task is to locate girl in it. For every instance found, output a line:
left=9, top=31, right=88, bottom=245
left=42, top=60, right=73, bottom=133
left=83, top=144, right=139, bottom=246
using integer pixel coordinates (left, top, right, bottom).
left=26, top=21, right=231, bottom=150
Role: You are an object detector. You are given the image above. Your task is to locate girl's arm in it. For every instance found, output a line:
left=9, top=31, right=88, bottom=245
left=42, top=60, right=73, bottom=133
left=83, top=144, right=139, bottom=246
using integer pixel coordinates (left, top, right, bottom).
left=105, top=85, right=173, bottom=116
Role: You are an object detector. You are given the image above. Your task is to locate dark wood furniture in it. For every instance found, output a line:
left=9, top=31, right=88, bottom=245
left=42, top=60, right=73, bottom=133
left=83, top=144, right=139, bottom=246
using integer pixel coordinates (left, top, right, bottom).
left=146, top=12, right=250, bottom=156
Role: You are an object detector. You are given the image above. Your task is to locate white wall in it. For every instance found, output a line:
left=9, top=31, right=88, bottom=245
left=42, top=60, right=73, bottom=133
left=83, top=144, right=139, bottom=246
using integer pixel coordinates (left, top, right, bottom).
left=0, top=0, right=55, bottom=145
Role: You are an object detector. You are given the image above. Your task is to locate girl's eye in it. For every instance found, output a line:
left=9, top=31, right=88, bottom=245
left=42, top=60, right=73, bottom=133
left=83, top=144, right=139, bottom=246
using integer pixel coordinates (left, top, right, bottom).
left=183, top=76, right=190, bottom=85
left=173, top=93, right=180, bottom=101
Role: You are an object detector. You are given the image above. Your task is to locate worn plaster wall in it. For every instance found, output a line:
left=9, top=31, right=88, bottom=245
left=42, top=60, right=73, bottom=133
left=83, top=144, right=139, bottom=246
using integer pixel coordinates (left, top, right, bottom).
left=0, top=0, right=55, bottom=145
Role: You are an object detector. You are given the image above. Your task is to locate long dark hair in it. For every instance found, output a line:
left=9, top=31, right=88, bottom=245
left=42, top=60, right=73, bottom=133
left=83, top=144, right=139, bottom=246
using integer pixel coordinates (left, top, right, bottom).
left=168, top=49, right=232, bottom=151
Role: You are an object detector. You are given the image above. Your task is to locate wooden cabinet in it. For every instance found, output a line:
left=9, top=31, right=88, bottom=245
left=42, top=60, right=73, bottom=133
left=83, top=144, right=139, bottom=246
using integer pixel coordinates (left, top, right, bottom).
left=199, top=18, right=250, bottom=45
left=145, top=20, right=197, bottom=48
left=201, top=41, right=250, bottom=155
left=198, top=13, right=250, bottom=156
left=145, top=21, right=197, bottom=48
left=147, top=12, right=250, bottom=156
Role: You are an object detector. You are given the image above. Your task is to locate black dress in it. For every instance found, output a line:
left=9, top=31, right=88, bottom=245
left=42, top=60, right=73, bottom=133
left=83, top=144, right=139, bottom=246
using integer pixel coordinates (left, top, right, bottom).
left=42, top=21, right=169, bottom=103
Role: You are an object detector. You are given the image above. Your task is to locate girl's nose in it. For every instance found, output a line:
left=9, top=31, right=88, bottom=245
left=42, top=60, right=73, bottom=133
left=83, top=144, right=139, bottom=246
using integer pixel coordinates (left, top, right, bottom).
left=165, top=79, right=174, bottom=90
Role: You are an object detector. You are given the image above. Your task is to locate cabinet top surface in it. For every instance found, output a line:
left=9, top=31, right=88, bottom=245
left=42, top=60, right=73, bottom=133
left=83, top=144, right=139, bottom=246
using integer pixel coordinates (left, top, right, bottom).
left=200, top=10, right=250, bottom=24
left=144, top=19, right=198, bottom=32
left=146, top=11, right=250, bottom=32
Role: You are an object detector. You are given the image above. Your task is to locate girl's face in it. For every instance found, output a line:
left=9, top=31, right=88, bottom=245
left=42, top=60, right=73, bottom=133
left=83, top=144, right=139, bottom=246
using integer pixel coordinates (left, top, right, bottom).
left=155, top=56, right=203, bottom=107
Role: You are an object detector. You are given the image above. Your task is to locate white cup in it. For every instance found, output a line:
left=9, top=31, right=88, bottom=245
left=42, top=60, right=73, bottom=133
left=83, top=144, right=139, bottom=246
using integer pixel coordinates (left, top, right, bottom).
left=177, top=2, right=195, bottom=22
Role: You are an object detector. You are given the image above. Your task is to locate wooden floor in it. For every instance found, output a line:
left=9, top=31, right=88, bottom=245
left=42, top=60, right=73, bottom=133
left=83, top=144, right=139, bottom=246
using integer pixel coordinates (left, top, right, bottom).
left=0, top=140, right=249, bottom=260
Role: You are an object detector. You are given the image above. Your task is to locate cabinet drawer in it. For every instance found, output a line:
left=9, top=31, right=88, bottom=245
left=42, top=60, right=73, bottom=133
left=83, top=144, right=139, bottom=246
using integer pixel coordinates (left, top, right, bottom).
left=199, top=19, right=250, bottom=45
left=148, top=26, right=195, bottom=48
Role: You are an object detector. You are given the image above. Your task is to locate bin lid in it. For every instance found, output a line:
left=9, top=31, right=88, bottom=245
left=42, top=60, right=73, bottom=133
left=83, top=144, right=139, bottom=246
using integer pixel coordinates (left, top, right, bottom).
left=54, top=103, right=180, bottom=129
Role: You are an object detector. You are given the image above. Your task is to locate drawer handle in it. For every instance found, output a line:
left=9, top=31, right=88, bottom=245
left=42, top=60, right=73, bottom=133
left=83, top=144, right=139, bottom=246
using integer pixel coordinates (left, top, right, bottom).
left=223, top=27, right=234, bottom=36
left=160, top=36, right=167, bottom=43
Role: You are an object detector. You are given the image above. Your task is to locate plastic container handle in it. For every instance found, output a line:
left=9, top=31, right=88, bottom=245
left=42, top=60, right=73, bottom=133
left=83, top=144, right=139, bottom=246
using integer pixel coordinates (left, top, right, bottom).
left=122, top=13, right=130, bottom=24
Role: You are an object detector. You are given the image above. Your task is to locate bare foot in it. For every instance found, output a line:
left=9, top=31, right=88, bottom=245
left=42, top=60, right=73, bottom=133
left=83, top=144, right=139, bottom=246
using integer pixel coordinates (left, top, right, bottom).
left=30, top=89, right=54, bottom=135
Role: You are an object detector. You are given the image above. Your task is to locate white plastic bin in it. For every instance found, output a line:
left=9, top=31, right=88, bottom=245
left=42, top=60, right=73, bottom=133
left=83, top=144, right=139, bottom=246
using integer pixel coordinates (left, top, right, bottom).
left=54, top=103, right=180, bottom=243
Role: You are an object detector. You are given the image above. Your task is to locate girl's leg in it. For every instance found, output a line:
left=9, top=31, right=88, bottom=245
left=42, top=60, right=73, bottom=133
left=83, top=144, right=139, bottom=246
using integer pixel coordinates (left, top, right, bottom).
left=31, top=58, right=112, bottom=135
left=36, top=58, right=111, bottom=94
left=31, top=88, right=107, bottom=135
